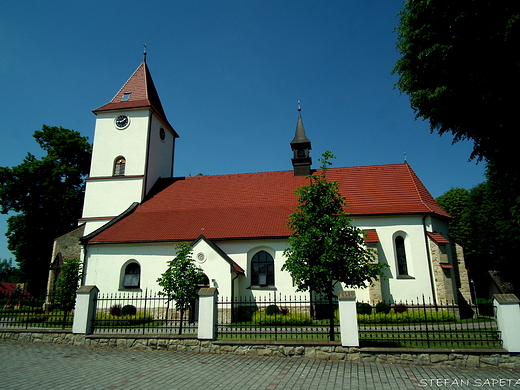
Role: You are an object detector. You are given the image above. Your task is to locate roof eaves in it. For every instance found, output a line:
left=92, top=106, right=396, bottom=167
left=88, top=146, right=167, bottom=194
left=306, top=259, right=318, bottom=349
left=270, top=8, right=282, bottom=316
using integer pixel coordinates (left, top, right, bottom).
left=81, top=202, right=140, bottom=244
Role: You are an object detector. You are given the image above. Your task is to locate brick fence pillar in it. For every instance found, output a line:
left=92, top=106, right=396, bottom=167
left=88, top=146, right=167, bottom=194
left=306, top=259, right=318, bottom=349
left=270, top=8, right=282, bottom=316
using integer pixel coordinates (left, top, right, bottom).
left=338, top=290, right=359, bottom=347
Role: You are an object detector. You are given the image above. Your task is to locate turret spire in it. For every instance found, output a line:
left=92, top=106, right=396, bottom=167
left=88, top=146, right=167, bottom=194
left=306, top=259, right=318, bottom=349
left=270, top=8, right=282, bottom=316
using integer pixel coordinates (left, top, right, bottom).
left=290, top=101, right=312, bottom=176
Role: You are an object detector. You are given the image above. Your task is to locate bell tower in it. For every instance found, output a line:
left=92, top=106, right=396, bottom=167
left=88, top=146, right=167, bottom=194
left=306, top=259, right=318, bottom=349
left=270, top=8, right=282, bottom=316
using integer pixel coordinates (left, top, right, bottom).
left=290, top=102, right=312, bottom=176
left=81, top=59, right=179, bottom=235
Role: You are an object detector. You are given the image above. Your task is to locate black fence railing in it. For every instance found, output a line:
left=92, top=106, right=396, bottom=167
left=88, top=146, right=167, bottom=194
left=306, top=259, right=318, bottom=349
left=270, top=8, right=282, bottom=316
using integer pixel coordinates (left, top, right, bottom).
left=357, top=296, right=501, bottom=348
left=92, top=290, right=198, bottom=335
left=0, top=293, right=73, bottom=329
left=217, top=294, right=339, bottom=341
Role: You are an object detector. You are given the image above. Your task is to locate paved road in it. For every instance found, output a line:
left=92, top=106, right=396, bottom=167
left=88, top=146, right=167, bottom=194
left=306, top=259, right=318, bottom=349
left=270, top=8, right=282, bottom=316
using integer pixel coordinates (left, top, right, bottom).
left=1, top=341, right=519, bottom=390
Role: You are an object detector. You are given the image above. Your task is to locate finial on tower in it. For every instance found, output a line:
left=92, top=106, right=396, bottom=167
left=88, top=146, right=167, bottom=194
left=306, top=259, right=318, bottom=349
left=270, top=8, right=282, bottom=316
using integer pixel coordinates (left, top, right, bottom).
left=297, top=100, right=301, bottom=112
left=143, top=43, right=148, bottom=63
left=404, top=151, right=407, bottom=163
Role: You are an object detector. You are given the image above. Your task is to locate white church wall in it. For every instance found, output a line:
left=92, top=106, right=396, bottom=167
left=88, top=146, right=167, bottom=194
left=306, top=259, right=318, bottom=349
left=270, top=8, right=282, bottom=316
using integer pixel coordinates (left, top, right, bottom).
left=216, top=239, right=296, bottom=298
left=89, top=110, right=150, bottom=177
left=145, top=116, right=175, bottom=194
left=83, top=243, right=178, bottom=294
left=353, top=215, right=437, bottom=303
left=82, top=214, right=444, bottom=303
left=82, top=178, right=144, bottom=219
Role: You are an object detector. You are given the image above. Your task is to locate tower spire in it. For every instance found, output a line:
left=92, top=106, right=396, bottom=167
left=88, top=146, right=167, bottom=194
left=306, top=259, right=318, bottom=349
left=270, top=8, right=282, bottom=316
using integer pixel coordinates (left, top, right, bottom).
left=290, top=101, right=312, bottom=176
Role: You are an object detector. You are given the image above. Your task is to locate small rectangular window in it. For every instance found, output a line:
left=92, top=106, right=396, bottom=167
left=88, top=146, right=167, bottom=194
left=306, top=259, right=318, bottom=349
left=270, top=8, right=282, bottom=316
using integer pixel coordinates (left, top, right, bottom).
left=121, top=93, right=131, bottom=102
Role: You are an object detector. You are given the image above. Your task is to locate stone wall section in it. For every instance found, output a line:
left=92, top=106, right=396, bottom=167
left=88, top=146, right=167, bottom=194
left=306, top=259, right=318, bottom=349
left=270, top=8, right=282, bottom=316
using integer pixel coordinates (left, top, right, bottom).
left=367, top=243, right=382, bottom=304
left=2, top=330, right=518, bottom=369
left=429, top=239, right=453, bottom=303
left=46, top=225, right=85, bottom=296
left=454, top=242, right=472, bottom=303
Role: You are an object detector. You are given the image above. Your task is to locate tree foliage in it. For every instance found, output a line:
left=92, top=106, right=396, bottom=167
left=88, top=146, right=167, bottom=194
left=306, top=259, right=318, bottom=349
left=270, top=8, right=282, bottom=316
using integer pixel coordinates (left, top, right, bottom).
left=393, top=0, right=520, bottom=163
left=53, top=257, right=83, bottom=311
left=283, top=151, right=388, bottom=340
left=156, top=243, right=202, bottom=334
left=437, top=164, right=520, bottom=296
left=395, top=1, right=520, bottom=295
left=0, top=259, right=20, bottom=283
left=0, top=126, right=91, bottom=294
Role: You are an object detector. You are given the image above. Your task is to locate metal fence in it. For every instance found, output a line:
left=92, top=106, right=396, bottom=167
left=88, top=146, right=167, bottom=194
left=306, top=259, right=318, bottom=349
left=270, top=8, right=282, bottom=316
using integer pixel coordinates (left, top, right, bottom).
left=92, top=290, right=198, bottom=335
left=0, top=293, right=73, bottom=329
left=357, top=296, right=501, bottom=348
left=0, top=289, right=503, bottom=349
left=216, top=293, right=340, bottom=341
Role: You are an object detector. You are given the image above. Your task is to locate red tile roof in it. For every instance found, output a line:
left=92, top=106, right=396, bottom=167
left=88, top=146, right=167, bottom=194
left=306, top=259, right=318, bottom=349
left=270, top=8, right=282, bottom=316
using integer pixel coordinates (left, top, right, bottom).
left=363, top=229, right=380, bottom=243
left=87, top=163, right=450, bottom=244
left=427, top=232, right=450, bottom=244
left=93, top=62, right=177, bottom=136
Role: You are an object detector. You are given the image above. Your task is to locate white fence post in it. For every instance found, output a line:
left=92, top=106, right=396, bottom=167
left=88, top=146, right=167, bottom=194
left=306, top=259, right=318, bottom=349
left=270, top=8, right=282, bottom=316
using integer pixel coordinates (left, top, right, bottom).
left=198, top=287, right=218, bottom=340
left=72, top=285, right=99, bottom=335
left=338, top=290, right=359, bottom=347
left=493, top=294, right=520, bottom=352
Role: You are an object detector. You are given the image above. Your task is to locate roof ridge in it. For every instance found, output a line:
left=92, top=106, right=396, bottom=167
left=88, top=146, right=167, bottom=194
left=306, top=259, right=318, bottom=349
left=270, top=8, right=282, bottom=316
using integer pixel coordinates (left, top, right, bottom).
left=404, top=163, right=436, bottom=214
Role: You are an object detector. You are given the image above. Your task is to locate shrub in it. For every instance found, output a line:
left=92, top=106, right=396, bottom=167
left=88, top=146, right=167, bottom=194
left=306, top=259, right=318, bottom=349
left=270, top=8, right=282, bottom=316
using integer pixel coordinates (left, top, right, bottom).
left=357, top=310, right=456, bottom=324
left=110, top=304, right=122, bottom=316
left=356, top=302, right=372, bottom=315
left=375, top=302, right=391, bottom=314
left=252, top=311, right=313, bottom=325
left=121, top=305, right=137, bottom=316
left=265, top=305, right=280, bottom=315
left=96, top=312, right=153, bottom=326
left=393, top=303, right=407, bottom=313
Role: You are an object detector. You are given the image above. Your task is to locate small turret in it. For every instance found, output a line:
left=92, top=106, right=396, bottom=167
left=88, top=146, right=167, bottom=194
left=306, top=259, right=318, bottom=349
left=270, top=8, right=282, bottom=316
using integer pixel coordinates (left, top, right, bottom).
left=290, top=101, right=312, bottom=176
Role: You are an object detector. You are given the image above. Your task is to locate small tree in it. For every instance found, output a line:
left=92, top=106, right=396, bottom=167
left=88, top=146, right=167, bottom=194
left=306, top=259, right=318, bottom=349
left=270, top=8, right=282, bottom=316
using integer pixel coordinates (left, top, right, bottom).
left=283, top=151, right=388, bottom=340
left=156, top=243, right=201, bottom=335
left=53, top=257, right=82, bottom=328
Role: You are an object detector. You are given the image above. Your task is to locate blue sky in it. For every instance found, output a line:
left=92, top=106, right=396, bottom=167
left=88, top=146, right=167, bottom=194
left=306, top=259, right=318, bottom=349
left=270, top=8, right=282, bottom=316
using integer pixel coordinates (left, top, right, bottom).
left=0, top=0, right=486, bottom=261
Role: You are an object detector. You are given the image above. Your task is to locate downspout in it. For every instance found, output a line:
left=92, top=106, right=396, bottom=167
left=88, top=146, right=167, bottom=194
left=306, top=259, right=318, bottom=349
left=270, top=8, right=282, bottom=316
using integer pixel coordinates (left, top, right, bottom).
left=423, top=215, right=437, bottom=305
left=231, top=271, right=239, bottom=323
left=80, top=242, right=89, bottom=287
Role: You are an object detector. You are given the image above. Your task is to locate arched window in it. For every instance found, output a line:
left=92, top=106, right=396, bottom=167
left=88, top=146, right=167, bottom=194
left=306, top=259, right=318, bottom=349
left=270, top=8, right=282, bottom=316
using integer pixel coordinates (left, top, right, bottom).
left=251, top=251, right=274, bottom=287
left=395, top=236, right=408, bottom=276
left=123, top=262, right=140, bottom=288
left=113, top=156, right=126, bottom=176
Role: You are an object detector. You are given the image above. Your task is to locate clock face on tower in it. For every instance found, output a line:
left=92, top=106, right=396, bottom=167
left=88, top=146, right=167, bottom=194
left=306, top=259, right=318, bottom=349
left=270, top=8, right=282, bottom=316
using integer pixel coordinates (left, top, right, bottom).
left=115, top=115, right=130, bottom=129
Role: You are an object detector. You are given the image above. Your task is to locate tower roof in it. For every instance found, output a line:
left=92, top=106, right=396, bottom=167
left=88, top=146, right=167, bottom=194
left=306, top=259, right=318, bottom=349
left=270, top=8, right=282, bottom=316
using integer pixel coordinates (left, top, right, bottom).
left=93, top=62, right=176, bottom=135
left=290, top=110, right=312, bottom=149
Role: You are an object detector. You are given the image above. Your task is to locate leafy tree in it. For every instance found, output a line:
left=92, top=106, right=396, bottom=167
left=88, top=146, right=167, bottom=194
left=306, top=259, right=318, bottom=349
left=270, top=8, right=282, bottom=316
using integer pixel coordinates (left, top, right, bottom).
left=283, top=151, right=388, bottom=341
left=53, top=257, right=83, bottom=312
left=437, top=170, right=519, bottom=296
left=395, top=1, right=520, bottom=295
left=0, top=259, right=20, bottom=283
left=156, top=243, right=202, bottom=335
left=393, top=0, right=520, bottom=164
left=0, top=126, right=91, bottom=295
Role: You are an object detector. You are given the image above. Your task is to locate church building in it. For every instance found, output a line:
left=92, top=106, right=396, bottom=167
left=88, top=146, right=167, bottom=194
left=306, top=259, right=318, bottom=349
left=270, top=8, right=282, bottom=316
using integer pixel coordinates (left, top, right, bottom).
left=50, top=59, right=472, bottom=305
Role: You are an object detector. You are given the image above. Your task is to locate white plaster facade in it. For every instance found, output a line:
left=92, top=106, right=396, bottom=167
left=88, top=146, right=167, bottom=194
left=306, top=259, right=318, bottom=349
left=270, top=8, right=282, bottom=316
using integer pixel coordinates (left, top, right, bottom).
left=81, top=214, right=468, bottom=304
